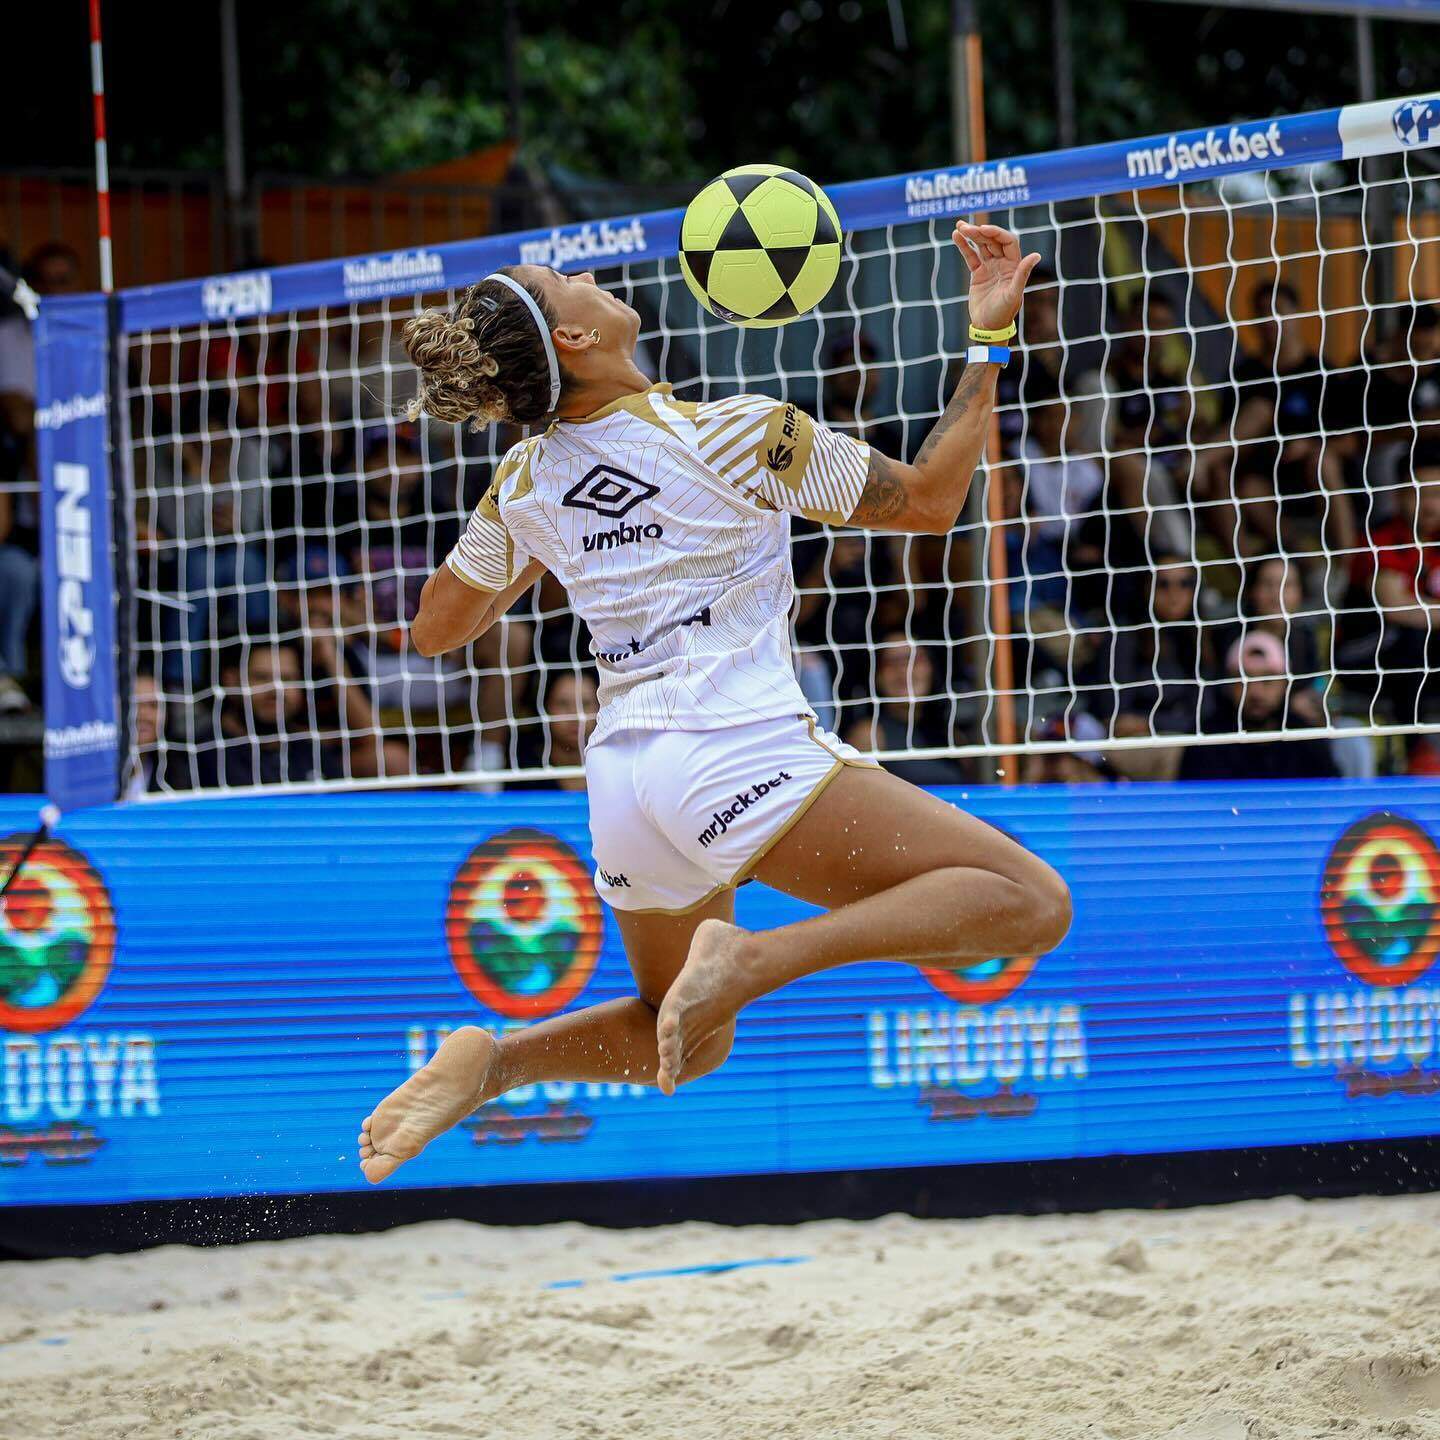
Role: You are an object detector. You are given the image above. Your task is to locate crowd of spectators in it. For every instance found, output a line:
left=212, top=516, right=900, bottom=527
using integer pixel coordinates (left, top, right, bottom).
left=800, top=267, right=1440, bottom=787
left=4, top=239, right=1440, bottom=797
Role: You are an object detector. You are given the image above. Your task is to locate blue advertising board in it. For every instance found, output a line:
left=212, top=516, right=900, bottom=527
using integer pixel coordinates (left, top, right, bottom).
left=32, top=296, right=120, bottom=814
left=0, top=779, right=1437, bottom=1206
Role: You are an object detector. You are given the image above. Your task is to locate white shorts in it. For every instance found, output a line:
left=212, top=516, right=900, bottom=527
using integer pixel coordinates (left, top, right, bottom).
left=585, top=713, right=877, bottom=914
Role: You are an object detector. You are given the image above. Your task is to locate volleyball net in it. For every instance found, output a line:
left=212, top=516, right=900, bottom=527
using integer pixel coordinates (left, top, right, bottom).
left=32, top=95, right=1440, bottom=803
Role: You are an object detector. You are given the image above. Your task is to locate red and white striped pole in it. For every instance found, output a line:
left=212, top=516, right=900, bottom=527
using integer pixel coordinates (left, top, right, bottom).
left=88, top=0, right=114, bottom=293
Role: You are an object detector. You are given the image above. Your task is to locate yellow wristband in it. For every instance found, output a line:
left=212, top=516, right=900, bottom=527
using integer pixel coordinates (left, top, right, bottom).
left=968, top=320, right=1017, bottom=343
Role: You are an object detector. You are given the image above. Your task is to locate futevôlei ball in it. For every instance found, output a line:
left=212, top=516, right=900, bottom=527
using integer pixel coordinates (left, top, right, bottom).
left=679, top=164, right=842, bottom=327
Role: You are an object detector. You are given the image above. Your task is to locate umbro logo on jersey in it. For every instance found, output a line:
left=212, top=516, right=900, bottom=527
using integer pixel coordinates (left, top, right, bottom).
left=562, top=464, right=658, bottom=519
left=582, top=521, right=664, bottom=554
left=697, top=770, right=793, bottom=849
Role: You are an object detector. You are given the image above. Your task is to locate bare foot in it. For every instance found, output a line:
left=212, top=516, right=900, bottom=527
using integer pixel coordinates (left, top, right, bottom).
left=358, top=1026, right=498, bottom=1184
left=655, top=918, right=755, bottom=1096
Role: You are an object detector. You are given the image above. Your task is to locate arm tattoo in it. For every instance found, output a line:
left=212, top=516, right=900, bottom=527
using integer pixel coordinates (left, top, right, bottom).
left=851, top=450, right=908, bottom=526
left=914, top=361, right=987, bottom=469
left=849, top=360, right=993, bottom=529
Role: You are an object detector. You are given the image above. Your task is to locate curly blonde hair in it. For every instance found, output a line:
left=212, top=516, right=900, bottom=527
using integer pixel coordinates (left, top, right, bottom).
left=403, top=272, right=560, bottom=429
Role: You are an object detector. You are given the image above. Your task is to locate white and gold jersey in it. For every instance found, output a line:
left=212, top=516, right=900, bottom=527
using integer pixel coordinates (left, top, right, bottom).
left=445, top=382, right=871, bottom=744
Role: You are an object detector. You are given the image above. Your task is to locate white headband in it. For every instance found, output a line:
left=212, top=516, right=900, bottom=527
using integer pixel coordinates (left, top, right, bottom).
left=484, top=272, right=561, bottom=414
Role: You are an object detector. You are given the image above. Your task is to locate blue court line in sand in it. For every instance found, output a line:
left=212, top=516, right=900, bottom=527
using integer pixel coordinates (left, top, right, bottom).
left=0, top=1265, right=817, bottom=1350
left=420, top=1255, right=812, bottom=1300
left=543, top=1255, right=812, bottom=1290
left=1, top=1324, right=155, bottom=1352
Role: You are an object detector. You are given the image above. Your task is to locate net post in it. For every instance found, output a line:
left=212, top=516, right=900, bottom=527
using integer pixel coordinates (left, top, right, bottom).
left=87, top=0, right=113, bottom=293
left=950, top=4, right=1019, bottom=782
left=1355, top=14, right=1397, bottom=332
left=1053, top=0, right=1076, bottom=149
left=983, top=408, right=1019, bottom=784
left=88, top=0, right=129, bottom=796
left=949, top=0, right=982, bottom=169
left=106, top=290, right=133, bottom=802
left=1354, top=13, right=1377, bottom=104
left=219, top=0, right=255, bottom=267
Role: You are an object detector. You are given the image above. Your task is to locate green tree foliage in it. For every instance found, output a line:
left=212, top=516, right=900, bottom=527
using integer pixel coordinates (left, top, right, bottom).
left=9, top=0, right=1438, bottom=184
left=242, top=0, right=696, bottom=182
left=245, top=0, right=1439, bottom=183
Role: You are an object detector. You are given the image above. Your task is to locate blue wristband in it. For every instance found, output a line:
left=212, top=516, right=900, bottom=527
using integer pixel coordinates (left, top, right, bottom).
left=966, top=344, right=1011, bottom=366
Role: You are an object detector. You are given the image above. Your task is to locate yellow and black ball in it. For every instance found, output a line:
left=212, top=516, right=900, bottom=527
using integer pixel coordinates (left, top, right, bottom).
left=679, top=164, right=842, bottom=327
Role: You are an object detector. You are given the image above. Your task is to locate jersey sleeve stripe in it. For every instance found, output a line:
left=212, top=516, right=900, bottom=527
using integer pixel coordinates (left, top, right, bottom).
left=449, top=498, right=518, bottom=590
left=698, top=408, right=770, bottom=453
left=445, top=552, right=501, bottom=592
left=704, top=423, right=772, bottom=478
left=807, top=424, right=870, bottom=521
left=696, top=393, right=776, bottom=422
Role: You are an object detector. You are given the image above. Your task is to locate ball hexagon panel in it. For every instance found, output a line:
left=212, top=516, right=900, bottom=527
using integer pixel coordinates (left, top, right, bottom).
left=739, top=177, right=820, bottom=250
left=680, top=179, right=741, bottom=252
left=704, top=249, right=788, bottom=320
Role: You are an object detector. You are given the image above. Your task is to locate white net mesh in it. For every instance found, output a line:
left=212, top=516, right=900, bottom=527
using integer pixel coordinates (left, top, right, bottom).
left=120, top=142, right=1440, bottom=795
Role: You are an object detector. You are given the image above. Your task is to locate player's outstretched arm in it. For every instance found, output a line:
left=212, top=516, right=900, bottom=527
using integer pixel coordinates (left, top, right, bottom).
left=411, top=558, right=544, bottom=657
left=849, top=221, right=1040, bottom=534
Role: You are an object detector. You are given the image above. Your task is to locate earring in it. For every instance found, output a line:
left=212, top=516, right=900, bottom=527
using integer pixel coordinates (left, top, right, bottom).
left=589, top=329, right=600, bottom=342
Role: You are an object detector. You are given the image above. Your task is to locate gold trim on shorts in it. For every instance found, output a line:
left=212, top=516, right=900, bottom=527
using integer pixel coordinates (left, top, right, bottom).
left=728, top=758, right=845, bottom=888
left=803, top=715, right=882, bottom=768
left=618, top=885, right=736, bottom=919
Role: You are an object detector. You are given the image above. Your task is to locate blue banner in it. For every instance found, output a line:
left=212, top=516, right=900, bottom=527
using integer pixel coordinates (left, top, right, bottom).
left=1, top=780, right=1438, bottom=1207
left=113, top=94, right=1440, bottom=333
left=33, top=296, right=119, bottom=814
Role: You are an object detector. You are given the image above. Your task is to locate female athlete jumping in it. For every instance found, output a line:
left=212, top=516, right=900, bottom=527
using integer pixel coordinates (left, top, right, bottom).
left=359, top=221, right=1071, bottom=1183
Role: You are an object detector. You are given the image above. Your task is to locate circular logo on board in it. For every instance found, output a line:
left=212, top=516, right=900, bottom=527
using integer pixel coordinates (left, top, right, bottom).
left=446, top=828, right=603, bottom=1019
left=1321, top=813, right=1440, bottom=990
left=0, top=837, right=115, bottom=1034
left=922, top=953, right=1039, bottom=1006
left=922, top=820, right=1040, bottom=1004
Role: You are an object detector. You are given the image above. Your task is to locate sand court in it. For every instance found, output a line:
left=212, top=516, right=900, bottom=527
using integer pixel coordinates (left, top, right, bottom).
left=3, top=1192, right=1439, bottom=1439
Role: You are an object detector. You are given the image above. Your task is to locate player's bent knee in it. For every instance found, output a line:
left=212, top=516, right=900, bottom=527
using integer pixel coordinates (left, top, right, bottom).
left=678, top=1019, right=736, bottom=1085
left=1026, top=866, right=1073, bottom=954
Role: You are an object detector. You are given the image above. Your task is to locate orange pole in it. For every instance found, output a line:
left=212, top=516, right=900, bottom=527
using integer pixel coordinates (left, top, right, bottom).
left=966, top=31, right=987, bottom=166
left=959, top=15, right=1019, bottom=783
left=984, top=413, right=1019, bottom=778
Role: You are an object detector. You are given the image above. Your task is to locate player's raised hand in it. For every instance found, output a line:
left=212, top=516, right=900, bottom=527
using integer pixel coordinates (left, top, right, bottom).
left=952, top=221, right=1042, bottom=333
